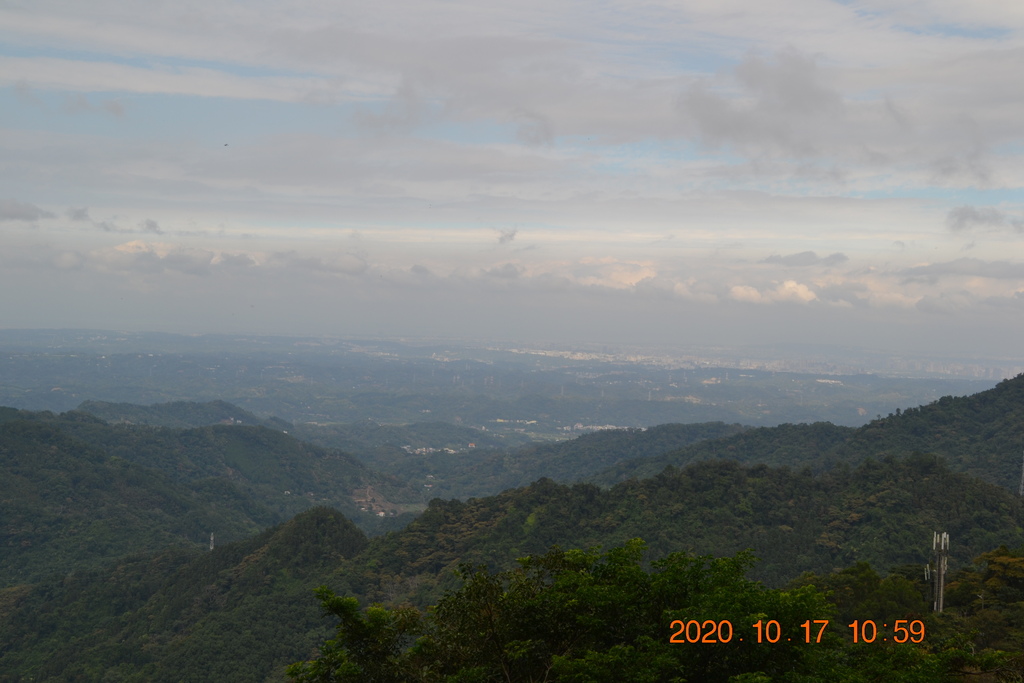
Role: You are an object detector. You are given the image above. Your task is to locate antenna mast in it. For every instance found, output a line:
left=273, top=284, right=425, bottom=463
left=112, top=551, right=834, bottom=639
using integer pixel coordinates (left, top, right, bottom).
left=932, top=531, right=948, bottom=613
left=210, top=532, right=215, bottom=551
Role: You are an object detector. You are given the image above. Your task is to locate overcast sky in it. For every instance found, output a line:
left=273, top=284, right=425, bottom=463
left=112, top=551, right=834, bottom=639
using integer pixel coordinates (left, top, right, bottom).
left=2, top=0, right=1024, bottom=359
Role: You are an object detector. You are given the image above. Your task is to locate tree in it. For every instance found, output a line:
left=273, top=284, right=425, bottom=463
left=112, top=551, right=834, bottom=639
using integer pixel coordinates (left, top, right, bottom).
left=290, top=540, right=845, bottom=682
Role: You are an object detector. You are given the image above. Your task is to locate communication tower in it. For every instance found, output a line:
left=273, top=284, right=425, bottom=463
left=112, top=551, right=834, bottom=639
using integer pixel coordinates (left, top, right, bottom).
left=932, top=531, right=948, bottom=613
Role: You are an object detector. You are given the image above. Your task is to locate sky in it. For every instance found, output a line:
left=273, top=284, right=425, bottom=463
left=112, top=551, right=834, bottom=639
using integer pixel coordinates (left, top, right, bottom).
left=2, top=0, right=1024, bottom=360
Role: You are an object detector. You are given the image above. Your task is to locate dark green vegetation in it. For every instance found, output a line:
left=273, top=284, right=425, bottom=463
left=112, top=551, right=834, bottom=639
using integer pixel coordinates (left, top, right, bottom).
left=4, top=452, right=1024, bottom=680
left=291, top=541, right=843, bottom=683
left=348, top=455, right=1023, bottom=592
left=0, top=507, right=367, bottom=682
left=0, top=416, right=276, bottom=586
left=594, top=373, right=1024, bottom=494
left=291, top=540, right=1023, bottom=683
left=49, top=416, right=416, bottom=521
left=0, top=408, right=417, bottom=586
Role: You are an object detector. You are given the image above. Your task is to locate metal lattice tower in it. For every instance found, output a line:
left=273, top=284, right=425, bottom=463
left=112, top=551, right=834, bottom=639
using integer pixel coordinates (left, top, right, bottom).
left=932, top=531, right=948, bottom=613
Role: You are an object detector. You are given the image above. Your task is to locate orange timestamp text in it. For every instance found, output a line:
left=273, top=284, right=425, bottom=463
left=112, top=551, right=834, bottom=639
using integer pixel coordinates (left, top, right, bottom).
left=669, top=619, right=926, bottom=644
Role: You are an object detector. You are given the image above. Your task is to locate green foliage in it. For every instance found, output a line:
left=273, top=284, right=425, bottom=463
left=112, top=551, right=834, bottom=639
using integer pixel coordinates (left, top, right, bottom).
left=292, top=540, right=844, bottom=682
left=355, top=455, right=1024, bottom=596
left=294, top=540, right=1024, bottom=682
left=790, top=562, right=929, bottom=625
left=0, top=508, right=369, bottom=682
left=287, top=589, right=423, bottom=682
left=0, top=419, right=277, bottom=585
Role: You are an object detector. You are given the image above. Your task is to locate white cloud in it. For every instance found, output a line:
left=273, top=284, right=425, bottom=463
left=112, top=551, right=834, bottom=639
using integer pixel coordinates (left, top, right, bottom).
left=0, top=198, right=54, bottom=221
left=729, top=279, right=818, bottom=304
left=2, top=1, right=1024, bottom=357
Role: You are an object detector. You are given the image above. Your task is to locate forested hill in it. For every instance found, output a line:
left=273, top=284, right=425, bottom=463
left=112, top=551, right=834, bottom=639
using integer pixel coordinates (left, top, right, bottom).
left=0, top=417, right=278, bottom=585
left=0, top=408, right=419, bottom=585
left=77, top=399, right=293, bottom=430
left=593, top=373, right=1024, bottom=490
left=353, top=453, right=1024, bottom=594
left=0, top=507, right=368, bottom=682
left=3, top=453, right=1022, bottom=680
left=591, top=421, right=853, bottom=485
left=835, top=372, right=1024, bottom=490
left=50, top=418, right=412, bottom=517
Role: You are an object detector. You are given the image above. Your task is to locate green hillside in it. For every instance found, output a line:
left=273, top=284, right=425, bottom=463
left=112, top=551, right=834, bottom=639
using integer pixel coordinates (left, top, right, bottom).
left=37, top=411, right=423, bottom=523
left=351, top=453, right=1024, bottom=595
left=77, top=399, right=293, bottom=431
left=0, top=409, right=423, bottom=586
left=0, top=418, right=277, bottom=585
left=593, top=373, right=1024, bottom=491
left=0, top=507, right=368, bottom=681
left=592, top=421, right=853, bottom=485
left=3, top=452, right=1022, bottom=680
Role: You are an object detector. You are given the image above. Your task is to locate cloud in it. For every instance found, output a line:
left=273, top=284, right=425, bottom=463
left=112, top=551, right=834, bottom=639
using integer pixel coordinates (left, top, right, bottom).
left=52, top=251, right=83, bottom=270
left=730, top=279, right=819, bottom=304
left=483, top=263, right=522, bottom=279
left=63, top=93, right=92, bottom=114
left=85, top=241, right=268, bottom=277
left=816, top=281, right=869, bottom=307
left=101, top=99, right=124, bottom=116
left=678, top=48, right=844, bottom=157
left=0, top=199, right=54, bottom=221
left=213, top=252, right=256, bottom=268
left=85, top=241, right=214, bottom=276
left=266, top=251, right=369, bottom=276
left=94, top=220, right=126, bottom=233
left=572, top=258, right=657, bottom=289
left=901, top=258, right=1024, bottom=283
left=14, top=80, right=38, bottom=104
left=66, top=207, right=91, bottom=221
left=760, top=251, right=848, bottom=267
left=353, top=80, right=426, bottom=134
left=915, top=291, right=975, bottom=314
left=60, top=93, right=125, bottom=117
left=497, top=227, right=518, bottom=244
left=730, top=284, right=763, bottom=303
left=140, top=219, right=164, bottom=235
left=89, top=218, right=167, bottom=235
left=946, top=205, right=1024, bottom=233
left=0, top=56, right=338, bottom=102
left=159, top=250, right=214, bottom=276
left=514, top=110, right=554, bottom=146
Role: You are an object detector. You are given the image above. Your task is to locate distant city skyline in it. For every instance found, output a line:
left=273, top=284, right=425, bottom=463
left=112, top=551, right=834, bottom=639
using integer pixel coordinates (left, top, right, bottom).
left=2, top=1, right=1024, bottom=360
